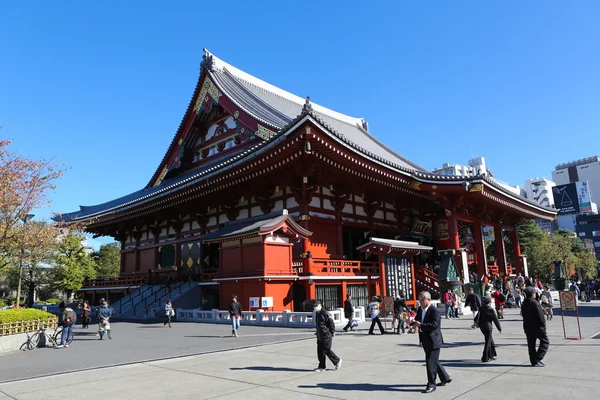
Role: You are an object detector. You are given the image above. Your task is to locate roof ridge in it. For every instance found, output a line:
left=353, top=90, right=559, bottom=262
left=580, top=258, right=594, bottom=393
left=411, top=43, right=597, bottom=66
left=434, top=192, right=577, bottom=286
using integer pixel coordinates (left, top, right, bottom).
left=205, top=49, right=364, bottom=127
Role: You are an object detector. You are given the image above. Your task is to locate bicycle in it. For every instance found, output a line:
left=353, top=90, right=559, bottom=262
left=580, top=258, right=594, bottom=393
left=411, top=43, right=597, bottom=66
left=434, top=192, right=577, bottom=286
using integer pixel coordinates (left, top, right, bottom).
left=20, top=325, right=64, bottom=351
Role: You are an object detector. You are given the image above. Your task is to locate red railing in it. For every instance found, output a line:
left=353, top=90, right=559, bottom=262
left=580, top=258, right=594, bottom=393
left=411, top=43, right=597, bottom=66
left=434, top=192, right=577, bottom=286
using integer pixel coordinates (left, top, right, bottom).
left=82, top=273, right=148, bottom=289
left=415, top=267, right=440, bottom=292
left=214, top=269, right=300, bottom=279
left=301, top=259, right=380, bottom=276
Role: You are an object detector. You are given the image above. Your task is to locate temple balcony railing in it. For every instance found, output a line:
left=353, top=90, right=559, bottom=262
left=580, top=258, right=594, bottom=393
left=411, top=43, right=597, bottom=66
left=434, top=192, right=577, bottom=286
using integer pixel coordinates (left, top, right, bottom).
left=415, top=266, right=439, bottom=295
left=81, top=273, right=148, bottom=289
left=213, top=269, right=300, bottom=280
left=293, top=258, right=380, bottom=276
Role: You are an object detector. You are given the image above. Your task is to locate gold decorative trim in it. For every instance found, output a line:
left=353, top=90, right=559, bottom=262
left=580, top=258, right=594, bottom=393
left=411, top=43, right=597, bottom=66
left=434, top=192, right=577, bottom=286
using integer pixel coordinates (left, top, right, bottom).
left=469, top=183, right=484, bottom=192
left=193, top=78, right=222, bottom=114
left=153, top=167, right=169, bottom=187
left=431, top=185, right=437, bottom=190
left=255, top=124, right=277, bottom=140
left=409, top=181, right=421, bottom=190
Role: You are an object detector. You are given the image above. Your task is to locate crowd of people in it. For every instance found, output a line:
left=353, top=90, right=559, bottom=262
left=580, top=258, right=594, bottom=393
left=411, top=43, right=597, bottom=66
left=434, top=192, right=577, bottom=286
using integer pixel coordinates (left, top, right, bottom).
left=54, top=298, right=114, bottom=348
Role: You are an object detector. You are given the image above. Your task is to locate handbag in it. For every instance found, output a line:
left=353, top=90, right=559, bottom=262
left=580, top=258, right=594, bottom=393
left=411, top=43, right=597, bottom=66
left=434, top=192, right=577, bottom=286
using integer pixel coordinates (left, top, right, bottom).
left=350, top=319, right=358, bottom=327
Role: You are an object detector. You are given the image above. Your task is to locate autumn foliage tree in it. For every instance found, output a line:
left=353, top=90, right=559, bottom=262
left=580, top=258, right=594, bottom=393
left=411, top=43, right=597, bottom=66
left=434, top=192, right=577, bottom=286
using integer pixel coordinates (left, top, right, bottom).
left=0, top=139, right=65, bottom=270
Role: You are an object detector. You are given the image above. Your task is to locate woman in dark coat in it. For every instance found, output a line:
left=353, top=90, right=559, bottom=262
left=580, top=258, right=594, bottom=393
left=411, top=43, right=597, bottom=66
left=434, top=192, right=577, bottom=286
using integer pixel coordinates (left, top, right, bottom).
left=477, top=296, right=502, bottom=362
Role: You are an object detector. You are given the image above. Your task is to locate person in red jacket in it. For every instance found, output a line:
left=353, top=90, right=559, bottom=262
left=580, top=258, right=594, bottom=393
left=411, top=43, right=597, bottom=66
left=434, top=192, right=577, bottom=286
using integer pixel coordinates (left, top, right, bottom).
left=492, top=288, right=506, bottom=319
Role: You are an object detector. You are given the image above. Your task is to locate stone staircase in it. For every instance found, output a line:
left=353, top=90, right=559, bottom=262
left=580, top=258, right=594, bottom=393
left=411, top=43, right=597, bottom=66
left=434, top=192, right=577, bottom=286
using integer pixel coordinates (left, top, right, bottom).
left=113, top=285, right=165, bottom=317
left=118, top=281, right=195, bottom=319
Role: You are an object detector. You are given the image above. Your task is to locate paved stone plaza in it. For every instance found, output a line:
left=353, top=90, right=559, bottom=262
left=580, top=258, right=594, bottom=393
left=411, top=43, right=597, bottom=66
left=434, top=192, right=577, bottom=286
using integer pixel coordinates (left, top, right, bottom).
left=0, top=303, right=599, bottom=399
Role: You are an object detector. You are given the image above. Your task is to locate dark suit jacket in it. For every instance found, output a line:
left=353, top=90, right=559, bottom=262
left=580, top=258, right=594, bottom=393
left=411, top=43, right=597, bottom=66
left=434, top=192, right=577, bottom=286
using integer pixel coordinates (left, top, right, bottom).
left=477, top=305, right=501, bottom=331
left=521, top=298, right=546, bottom=333
left=465, top=293, right=482, bottom=311
left=416, top=304, right=443, bottom=350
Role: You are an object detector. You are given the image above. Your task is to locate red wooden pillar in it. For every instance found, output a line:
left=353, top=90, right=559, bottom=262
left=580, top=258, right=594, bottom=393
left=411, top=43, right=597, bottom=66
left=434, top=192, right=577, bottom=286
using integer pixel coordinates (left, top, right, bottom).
left=435, top=211, right=460, bottom=250
left=341, top=281, right=347, bottom=308
left=336, top=222, right=344, bottom=258
left=134, top=235, right=141, bottom=272
left=472, top=221, right=486, bottom=278
left=410, top=257, right=417, bottom=306
left=379, top=255, right=387, bottom=297
left=494, top=224, right=507, bottom=275
left=511, top=228, right=522, bottom=275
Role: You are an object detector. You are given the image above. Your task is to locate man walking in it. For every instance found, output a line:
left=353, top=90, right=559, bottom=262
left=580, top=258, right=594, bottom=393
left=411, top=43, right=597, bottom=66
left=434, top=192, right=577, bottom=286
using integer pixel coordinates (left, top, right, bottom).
left=368, top=296, right=385, bottom=335
left=56, top=303, right=76, bottom=348
left=342, top=294, right=354, bottom=332
left=521, top=287, right=549, bottom=366
left=465, top=288, right=482, bottom=329
left=313, top=300, right=341, bottom=372
left=228, top=295, right=242, bottom=337
left=413, top=291, right=451, bottom=394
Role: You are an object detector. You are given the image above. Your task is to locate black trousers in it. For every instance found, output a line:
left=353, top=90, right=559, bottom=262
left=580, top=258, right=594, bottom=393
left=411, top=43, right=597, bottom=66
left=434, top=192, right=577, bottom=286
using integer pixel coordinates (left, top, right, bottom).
left=481, top=329, right=497, bottom=361
left=526, top=329, right=549, bottom=365
left=317, top=338, right=340, bottom=368
left=423, top=347, right=450, bottom=386
left=82, top=316, right=90, bottom=329
left=369, top=316, right=384, bottom=334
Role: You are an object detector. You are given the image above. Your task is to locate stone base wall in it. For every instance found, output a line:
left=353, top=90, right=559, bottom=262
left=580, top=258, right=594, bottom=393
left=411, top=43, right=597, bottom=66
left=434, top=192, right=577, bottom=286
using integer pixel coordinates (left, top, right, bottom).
left=0, top=332, right=29, bottom=354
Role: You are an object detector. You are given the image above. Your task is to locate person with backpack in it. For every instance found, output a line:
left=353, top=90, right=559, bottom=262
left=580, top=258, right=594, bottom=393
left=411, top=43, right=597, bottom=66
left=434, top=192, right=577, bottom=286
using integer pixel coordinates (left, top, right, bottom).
left=56, top=303, right=76, bottom=348
left=492, top=288, right=506, bottom=319
left=368, top=296, right=385, bottom=335
left=313, top=300, right=342, bottom=372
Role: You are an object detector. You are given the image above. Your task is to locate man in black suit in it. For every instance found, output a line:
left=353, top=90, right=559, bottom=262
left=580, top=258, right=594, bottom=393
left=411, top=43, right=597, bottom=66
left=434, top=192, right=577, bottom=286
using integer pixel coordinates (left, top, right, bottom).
left=465, top=288, right=482, bottom=329
left=412, top=291, right=451, bottom=394
left=521, top=287, right=549, bottom=366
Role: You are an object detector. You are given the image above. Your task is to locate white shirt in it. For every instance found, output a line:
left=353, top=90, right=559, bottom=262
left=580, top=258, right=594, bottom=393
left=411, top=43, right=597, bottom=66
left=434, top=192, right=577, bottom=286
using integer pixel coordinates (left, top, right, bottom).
left=421, top=304, right=430, bottom=324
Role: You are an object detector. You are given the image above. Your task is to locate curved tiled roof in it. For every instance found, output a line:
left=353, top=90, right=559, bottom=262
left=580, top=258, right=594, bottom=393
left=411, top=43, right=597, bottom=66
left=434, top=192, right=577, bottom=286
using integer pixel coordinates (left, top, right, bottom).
left=55, top=49, right=557, bottom=223
left=204, top=50, right=427, bottom=172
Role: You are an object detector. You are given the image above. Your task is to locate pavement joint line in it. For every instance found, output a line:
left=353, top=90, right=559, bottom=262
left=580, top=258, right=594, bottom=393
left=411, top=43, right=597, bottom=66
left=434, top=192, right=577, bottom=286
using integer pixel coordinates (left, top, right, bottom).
left=0, top=389, right=17, bottom=400
left=450, top=332, right=570, bottom=400
left=144, top=359, right=324, bottom=388
left=146, top=361, right=341, bottom=400
left=0, top=335, right=315, bottom=385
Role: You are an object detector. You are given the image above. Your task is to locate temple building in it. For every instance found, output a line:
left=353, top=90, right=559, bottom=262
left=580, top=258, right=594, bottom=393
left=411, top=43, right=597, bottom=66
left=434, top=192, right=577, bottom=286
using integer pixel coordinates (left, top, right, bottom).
left=55, top=50, right=557, bottom=312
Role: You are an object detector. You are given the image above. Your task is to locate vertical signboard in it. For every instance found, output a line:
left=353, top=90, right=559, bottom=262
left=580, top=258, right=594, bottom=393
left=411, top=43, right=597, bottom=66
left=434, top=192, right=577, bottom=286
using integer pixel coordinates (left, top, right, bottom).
left=384, top=256, right=413, bottom=301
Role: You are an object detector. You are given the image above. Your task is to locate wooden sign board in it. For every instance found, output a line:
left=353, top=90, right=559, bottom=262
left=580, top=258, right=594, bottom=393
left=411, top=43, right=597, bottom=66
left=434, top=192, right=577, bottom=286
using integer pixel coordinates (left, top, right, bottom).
left=559, top=290, right=577, bottom=312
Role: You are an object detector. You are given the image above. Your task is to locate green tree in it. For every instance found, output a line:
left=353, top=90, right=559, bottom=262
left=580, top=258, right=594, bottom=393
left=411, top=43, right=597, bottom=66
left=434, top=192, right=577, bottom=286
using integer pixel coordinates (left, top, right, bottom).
left=517, top=220, right=552, bottom=280
left=92, top=242, right=121, bottom=278
left=53, top=232, right=96, bottom=301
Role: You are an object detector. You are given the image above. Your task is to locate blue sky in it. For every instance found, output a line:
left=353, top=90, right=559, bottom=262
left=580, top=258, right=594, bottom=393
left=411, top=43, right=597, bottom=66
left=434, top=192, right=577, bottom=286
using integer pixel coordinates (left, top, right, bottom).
left=2, top=2, right=599, bottom=247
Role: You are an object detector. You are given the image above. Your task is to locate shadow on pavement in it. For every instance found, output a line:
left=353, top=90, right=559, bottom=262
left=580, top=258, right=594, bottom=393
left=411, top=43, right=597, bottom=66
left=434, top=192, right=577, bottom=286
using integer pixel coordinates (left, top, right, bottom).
left=399, top=358, right=523, bottom=368
left=298, top=383, right=423, bottom=393
left=184, top=335, right=232, bottom=338
left=230, top=366, right=313, bottom=372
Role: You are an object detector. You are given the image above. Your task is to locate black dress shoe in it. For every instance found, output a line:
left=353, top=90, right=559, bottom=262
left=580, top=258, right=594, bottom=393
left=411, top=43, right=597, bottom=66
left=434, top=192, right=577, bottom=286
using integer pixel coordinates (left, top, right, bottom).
left=438, top=378, right=452, bottom=386
left=422, top=386, right=436, bottom=393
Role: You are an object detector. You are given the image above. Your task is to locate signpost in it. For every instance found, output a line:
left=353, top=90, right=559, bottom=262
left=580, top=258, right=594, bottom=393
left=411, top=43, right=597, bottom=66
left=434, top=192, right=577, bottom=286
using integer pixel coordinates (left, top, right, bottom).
left=249, top=297, right=260, bottom=308
left=383, top=296, right=395, bottom=332
left=559, top=290, right=582, bottom=340
left=261, top=297, right=273, bottom=308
